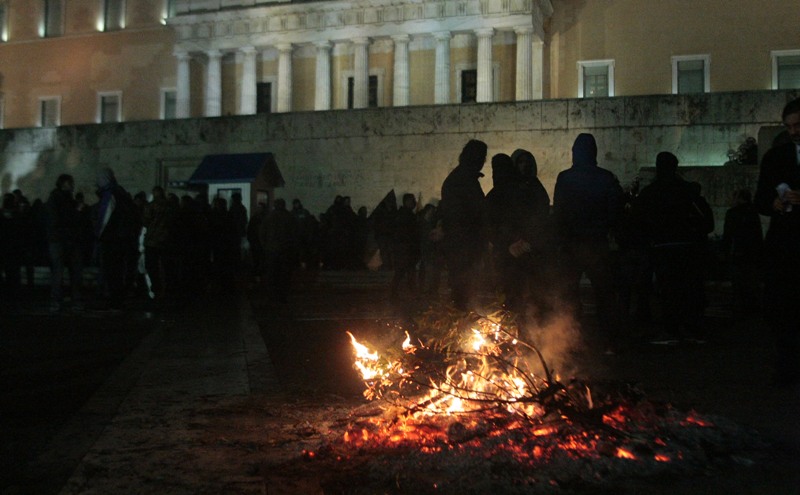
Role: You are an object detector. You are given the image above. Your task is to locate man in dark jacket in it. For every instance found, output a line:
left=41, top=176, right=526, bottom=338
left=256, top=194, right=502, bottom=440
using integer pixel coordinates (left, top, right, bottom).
left=46, top=174, right=84, bottom=312
left=553, top=133, right=624, bottom=348
left=440, top=139, right=488, bottom=310
left=95, top=167, right=138, bottom=310
left=260, top=198, right=298, bottom=302
left=754, top=97, right=800, bottom=386
left=634, top=152, right=715, bottom=343
left=142, top=186, right=177, bottom=305
left=390, top=193, right=421, bottom=298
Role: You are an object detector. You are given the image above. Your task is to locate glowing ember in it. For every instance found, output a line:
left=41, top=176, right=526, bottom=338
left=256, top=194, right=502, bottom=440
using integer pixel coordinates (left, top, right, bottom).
left=287, top=305, right=766, bottom=492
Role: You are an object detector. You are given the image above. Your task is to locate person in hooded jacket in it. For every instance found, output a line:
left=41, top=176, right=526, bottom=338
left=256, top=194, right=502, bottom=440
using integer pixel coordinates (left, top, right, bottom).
left=553, top=133, right=624, bottom=349
left=486, top=153, right=535, bottom=312
left=440, top=139, right=489, bottom=310
left=510, top=148, right=555, bottom=317
left=633, top=152, right=715, bottom=344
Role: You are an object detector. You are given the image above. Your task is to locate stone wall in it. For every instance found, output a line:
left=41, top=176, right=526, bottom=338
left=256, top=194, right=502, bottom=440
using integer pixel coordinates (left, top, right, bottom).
left=1, top=89, right=797, bottom=235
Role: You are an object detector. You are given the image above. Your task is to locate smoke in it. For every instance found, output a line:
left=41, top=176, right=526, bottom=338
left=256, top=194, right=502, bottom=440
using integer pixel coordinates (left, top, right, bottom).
left=521, top=309, right=585, bottom=381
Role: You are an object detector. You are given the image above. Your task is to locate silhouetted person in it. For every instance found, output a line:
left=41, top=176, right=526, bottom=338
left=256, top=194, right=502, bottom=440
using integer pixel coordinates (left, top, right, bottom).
left=754, top=97, right=800, bottom=387
left=721, top=189, right=763, bottom=315
left=391, top=193, right=420, bottom=298
left=208, top=196, right=239, bottom=292
left=553, top=133, right=624, bottom=350
left=142, top=186, right=178, bottom=306
left=440, top=139, right=488, bottom=310
left=247, top=202, right=267, bottom=283
left=486, top=153, right=531, bottom=312
left=95, top=168, right=138, bottom=310
left=418, top=203, right=444, bottom=295
left=634, top=152, right=714, bottom=343
left=229, top=192, right=249, bottom=263
left=292, top=199, right=319, bottom=270
left=615, top=176, right=654, bottom=333
left=260, top=198, right=298, bottom=302
left=510, top=148, right=554, bottom=317
left=1, top=193, right=23, bottom=303
left=46, top=174, right=84, bottom=312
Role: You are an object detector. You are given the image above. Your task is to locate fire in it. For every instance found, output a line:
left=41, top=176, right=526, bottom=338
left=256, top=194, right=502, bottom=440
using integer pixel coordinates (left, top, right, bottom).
left=334, top=305, right=730, bottom=481
left=346, top=308, right=577, bottom=421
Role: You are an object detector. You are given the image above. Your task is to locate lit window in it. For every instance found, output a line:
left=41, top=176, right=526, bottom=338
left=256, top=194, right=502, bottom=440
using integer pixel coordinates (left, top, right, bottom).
left=104, top=0, right=125, bottom=31
left=772, top=50, right=800, bottom=90
left=39, top=97, right=60, bottom=127
left=161, top=89, right=176, bottom=119
left=672, top=55, right=710, bottom=94
left=578, top=60, right=614, bottom=98
left=98, top=92, right=121, bottom=123
left=44, top=0, right=63, bottom=37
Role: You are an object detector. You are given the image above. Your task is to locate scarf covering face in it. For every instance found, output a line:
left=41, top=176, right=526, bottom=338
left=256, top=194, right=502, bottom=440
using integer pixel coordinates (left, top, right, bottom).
left=572, top=133, right=598, bottom=168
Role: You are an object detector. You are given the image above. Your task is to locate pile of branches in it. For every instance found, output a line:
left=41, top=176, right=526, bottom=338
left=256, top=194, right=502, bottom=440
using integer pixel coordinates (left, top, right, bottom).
left=353, top=304, right=600, bottom=424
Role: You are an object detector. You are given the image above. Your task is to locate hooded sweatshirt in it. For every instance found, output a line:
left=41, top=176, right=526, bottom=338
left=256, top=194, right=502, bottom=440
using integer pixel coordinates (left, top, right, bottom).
left=553, top=133, right=624, bottom=243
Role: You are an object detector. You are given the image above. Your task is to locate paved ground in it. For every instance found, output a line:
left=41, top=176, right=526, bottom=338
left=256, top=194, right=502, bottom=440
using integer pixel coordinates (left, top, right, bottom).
left=1, top=273, right=799, bottom=494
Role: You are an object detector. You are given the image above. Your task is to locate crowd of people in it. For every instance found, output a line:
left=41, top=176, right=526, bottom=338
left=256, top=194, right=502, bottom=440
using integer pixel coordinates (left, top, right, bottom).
left=1, top=97, right=798, bottom=385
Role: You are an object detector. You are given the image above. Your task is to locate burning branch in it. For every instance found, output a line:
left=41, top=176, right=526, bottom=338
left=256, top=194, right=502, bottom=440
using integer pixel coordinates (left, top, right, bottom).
left=347, top=305, right=590, bottom=423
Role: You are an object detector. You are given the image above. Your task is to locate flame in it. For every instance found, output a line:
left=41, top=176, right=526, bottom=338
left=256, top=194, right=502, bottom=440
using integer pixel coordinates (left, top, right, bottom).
left=616, top=447, right=637, bottom=460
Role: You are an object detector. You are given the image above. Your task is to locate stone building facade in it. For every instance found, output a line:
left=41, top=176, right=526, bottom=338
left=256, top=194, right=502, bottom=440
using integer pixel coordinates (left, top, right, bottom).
left=0, top=0, right=798, bottom=233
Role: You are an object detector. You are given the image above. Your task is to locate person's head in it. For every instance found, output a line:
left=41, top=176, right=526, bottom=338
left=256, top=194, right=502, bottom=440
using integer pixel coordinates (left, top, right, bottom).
left=402, top=193, right=416, bottom=209
left=274, top=198, right=286, bottom=210
left=96, top=167, right=116, bottom=190
left=491, top=153, right=518, bottom=186
left=458, top=139, right=488, bottom=172
left=56, top=174, right=74, bottom=192
left=510, top=149, right=537, bottom=179
left=734, top=188, right=752, bottom=205
left=152, top=186, right=165, bottom=201
left=231, top=192, right=242, bottom=204
left=572, top=133, right=598, bottom=167
left=655, top=151, right=679, bottom=179
left=781, top=97, right=800, bottom=144
left=292, top=199, right=303, bottom=210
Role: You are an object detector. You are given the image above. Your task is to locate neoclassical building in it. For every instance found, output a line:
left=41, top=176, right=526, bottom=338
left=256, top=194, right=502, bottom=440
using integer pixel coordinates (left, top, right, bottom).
left=0, top=0, right=797, bottom=129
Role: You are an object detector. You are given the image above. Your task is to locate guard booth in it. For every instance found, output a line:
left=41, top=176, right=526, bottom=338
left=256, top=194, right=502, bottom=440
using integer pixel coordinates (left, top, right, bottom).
left=186, top=152, right=284, bottom=218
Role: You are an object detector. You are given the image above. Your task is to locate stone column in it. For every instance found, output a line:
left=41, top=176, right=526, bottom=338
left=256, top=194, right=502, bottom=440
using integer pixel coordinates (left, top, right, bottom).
left=532, top=40, right=544, bottom=100
left=277, top=43, right=293, bottom=113
left=514, top=26, right=533, bottom=101
left=314, top=41, right=332, bottom=111
left=434, top=31, right=451, bottom=105
left=175, top=50, right=191, bottom=118
left=205, top=49, right=222, bottom=117
left=475, top=28, right=494, bottom=103
left=352, top=37, right=370, bottom=109
left=239, top=46, right=257, bottom=115
left=392, top=34, right=410, bottom=107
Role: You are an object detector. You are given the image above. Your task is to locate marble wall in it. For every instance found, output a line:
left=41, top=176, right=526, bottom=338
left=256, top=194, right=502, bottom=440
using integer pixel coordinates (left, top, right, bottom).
left=1, top=89, right=797, bottom=235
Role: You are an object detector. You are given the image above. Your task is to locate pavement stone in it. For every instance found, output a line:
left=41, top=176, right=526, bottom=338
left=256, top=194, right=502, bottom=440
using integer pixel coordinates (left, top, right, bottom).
left=2, top=271, right=799, bottom=494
